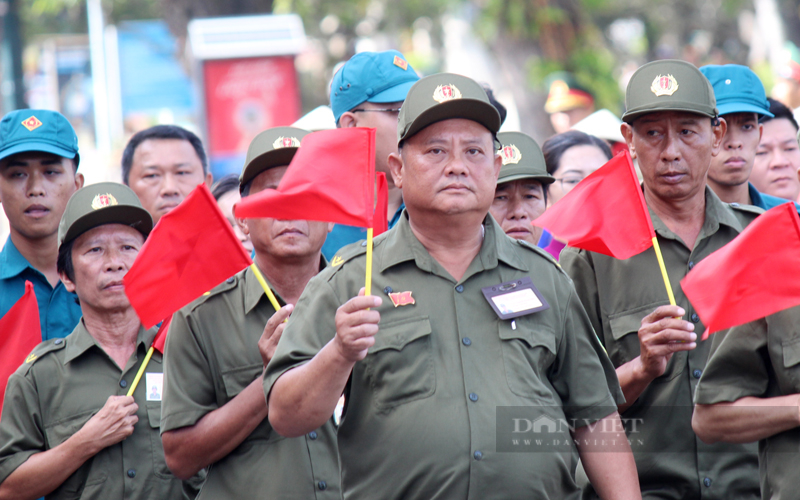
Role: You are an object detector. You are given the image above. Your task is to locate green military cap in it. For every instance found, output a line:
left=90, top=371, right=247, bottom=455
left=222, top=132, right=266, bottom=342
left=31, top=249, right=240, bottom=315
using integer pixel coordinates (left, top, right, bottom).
left=397, top=73, right=501, bottom=144
left=622, top=59, right=718, bottom=123
left=496, top=131, right=554, bottom=185
left=239, top=126, right=310, bottom=192
left=58, top=182, right=152, bottom=247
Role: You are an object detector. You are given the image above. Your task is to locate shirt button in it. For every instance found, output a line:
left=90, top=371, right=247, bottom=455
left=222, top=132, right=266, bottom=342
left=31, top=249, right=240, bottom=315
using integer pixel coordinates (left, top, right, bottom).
left=119, top=380, right=127, bottom=388
left=455, top=285, right=464, bottom=293
left=693, top=369, right=702, bottom=379
left=54, top=338, right=64, bottom=345
left=308, top=431, right=318, bottom=440
left=691, top=313, right=699, bottom=323
left=127, top=469, right=136, bottom=478
left=361, top=241, right=367, bottom=247
left=383, top=286, right=392, bottom=294
left=318, top=480, right=327, bottom=490
left=462, top=337, right=472, bottom=346
left=469, top=392, right=478, bottom=402
left=226, top=276, right=235, bottom=284
left=473, top=450, right=483, bottom=460
left=703, top=477, right=712, bottom=487
left=688, top=261, right=695, bottom=270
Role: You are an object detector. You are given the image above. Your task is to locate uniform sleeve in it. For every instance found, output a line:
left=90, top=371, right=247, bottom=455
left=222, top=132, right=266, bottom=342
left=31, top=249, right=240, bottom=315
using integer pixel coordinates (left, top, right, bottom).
left=694, top=319, right=770, bottom=405
left=551, top=286, right=624, bottom=422
left=559, top=248, right=604, bottom=342
left=263, top=273, right=343, bottom=399
left=160, top=308, right=219, bottom=433
left=0, top=371, right=45, bottom=483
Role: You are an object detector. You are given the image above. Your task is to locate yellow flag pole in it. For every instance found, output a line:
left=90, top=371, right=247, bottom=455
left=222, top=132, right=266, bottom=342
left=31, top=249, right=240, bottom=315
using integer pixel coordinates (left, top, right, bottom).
left=250, top=263, right=282, bottom=313
left=651, top=236, right=677, bottom=306
left=127, top=347, right=154, bottom=397
left=365, top=228, right=374, bottom=296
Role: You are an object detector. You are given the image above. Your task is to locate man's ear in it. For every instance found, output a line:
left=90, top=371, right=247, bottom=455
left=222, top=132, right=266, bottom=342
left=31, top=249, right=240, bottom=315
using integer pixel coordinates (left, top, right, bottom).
left=493, top=151, right=502, bottom=180
left=327, top=222, right=334, bottom=233
left=60, top=271, right=76, bottom=293
left=339, top=112, right=358, bottom=128
left=710, top=117, right=728, bottom=157
left=388, top=152, right=404, bottom=189
left=204, top=172, right=213, bottom=187
left=234, top=203, right=250, bottom=236
left=75, top=172, right=85, bottom=189
left=621, top=123, right=636, bottom=159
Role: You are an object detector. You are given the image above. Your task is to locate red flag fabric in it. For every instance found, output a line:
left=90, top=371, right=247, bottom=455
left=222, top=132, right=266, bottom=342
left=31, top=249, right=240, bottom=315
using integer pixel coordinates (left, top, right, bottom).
left=0, top=281, right=41, bottom=416
left=374, top=172, right=389, bottom=236
left=152, top=315, right=172, bottom=354
left=532, top=150, right=655, bottom=260
left=681, top=202, right=800, bottom=340
left=235, top=127, right=376, bottom=227
left=124, top=184, right=253, bottom=329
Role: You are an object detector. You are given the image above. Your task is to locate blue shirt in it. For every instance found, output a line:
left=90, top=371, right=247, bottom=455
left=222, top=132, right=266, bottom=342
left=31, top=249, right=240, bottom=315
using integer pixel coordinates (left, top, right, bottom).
left=322, top=202, right=405, bottom=260
left=0, top=236, right=82, bottom=341
left=748, top=183, right=800, bottom=214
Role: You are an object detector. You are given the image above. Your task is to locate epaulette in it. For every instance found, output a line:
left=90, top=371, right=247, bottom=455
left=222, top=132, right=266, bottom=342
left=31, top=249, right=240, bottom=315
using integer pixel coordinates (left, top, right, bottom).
left=184, top=271, right=241, bottom=312
left=328, top=240, right=370, bottom=272
left=727, top=202, right=764, bottom=216
left=17, top=338, right=67, bottom=374
left=515, top=239, right=568, bottom=275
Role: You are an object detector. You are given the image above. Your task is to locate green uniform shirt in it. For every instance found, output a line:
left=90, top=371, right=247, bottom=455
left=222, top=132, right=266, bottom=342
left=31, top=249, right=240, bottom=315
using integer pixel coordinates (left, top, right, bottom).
left=561, top=187, right=762, bottom=500
left=0, top=320, right=190, bottom=500
left=264, top=213, right=622, bottom=500
left=161, top=264, right=341, bottom=500
left=695, top=306, right=800, bottom=500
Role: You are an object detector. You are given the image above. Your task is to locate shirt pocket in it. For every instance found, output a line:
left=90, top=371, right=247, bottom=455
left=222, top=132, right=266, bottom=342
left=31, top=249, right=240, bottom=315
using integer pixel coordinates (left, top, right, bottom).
left=221, top=363, right=262, bottom=400
left=44, top=411, right=108, bottom=497
left=146, top=404, right=174, bottom=480
left=498, top=321, right=558, bottom=401
left=781, top=337, right=800, bottom=388
left=608, top=302, right=680, bottom=382
left=365, top=316, right=435, bottom=411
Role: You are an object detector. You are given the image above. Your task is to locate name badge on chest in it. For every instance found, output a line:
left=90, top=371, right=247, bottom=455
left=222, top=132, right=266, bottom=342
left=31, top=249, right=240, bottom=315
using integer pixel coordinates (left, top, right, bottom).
left=481, top=276, right=550, bottom=320
left=145, top=372, right=163, bottom=401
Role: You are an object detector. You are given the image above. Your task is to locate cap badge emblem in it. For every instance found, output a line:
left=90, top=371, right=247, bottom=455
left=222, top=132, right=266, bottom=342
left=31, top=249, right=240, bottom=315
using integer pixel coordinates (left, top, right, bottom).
left=21, top=116, right=43, bottom=132
left=273, top=136, right=301, bottom=149
left=389, top=291, right=415, bottom=307
left=91, top=193, right=118, bottom=210
left=432, top=84, right=462, bottom=103
left=650, top=74, right=679, bottom=97
left=393, top=56, right=408, bottom=71
left=500, top=144, right=522, bottom=165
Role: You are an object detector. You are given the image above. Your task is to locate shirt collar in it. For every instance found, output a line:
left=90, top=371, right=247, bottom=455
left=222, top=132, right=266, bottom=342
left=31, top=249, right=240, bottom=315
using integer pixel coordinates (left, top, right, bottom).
left=244, top=256, right=327, bottom=314
left=378, top=211, right=528, bottom=277
left=747, top=183, right=766, bottom=209
left=0, top=236, right=36, bottom=280
left=63, top=319, right=155, bottom=365
left=650, top=186, right=744, bottom=242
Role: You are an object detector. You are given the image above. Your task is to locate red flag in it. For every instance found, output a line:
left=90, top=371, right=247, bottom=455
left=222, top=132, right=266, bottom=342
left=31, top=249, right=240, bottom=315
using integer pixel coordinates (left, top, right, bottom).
left=124, top=184, right=253, bottom=329
left=235, top=128, right=376, bottom=227
left=681, top=203, right=800, bottom=340
left=532, top=150, right=655, bottom=259
left=0, top=281, right=41, bottom=416
left=374, top=172, right=389, bottom=236
left=152, top=316, right=172, bottom=354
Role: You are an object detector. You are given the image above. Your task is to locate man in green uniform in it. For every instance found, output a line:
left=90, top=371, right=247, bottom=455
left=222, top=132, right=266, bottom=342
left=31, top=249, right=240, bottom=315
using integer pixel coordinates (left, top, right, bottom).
left=560, top=59, right=762, bottom=499
left=692, top=307, right=800, bottom=500
left=0, top=182, right=196, bottom=499
left=490, top=131, right=554, bottom=245
left=264, top=73, right=640, bottom=500
left=160, top=126, right=341, bottom=499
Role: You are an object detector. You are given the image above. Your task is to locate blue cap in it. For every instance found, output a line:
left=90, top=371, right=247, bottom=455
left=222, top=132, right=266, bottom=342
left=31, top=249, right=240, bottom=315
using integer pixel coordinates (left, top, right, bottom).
left=330, top=50, right=419, bottom=124
left=0, top=109, right=80, bottom=167
left=700, top=64, right=774, bottom=118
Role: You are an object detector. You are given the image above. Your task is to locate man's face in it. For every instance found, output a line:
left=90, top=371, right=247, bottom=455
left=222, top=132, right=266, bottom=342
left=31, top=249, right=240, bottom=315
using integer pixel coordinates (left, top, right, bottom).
left=752, top=118, right=800, bottom=201
left=61, top=224, right=144, bottom=314
left=236, top=166, right=332, bottom=262
left=622, top=111, right=725, bottom=202
left=127, top=138, right=212, bottom=224
left=490, top=179, right=546, bottom=245
left=708, top=112, right=761, bottom=188
left=340, top=101, right=402, bottom=185
left=389, top=118, right=501, bottom=218
left=0, top=152, right=83, bottom=241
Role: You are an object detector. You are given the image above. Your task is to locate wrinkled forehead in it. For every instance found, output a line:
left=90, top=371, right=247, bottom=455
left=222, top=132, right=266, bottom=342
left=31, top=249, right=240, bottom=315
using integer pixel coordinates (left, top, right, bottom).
left=73, top=223, right=144, bottom=247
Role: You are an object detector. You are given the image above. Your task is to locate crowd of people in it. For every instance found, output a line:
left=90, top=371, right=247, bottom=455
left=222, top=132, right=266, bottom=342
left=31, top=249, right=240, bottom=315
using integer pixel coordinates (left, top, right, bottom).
left=1, top=47, right=800, bottom=500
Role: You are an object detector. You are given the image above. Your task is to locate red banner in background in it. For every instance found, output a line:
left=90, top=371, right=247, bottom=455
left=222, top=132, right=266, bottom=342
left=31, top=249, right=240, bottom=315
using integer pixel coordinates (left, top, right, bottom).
left=203, top=56, right=301, bottom=159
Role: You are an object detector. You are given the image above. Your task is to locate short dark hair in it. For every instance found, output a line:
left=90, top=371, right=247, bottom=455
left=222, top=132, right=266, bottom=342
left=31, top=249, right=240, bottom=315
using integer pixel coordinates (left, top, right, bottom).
left=211, top=173, right=241, bottom=201
left=542, top=130, right=613, bottom=176
left=56, top=239, right=75, bottom=283
left=121, top=125, right=208, bottom=185
left=760, top=97, right=799, bottom=130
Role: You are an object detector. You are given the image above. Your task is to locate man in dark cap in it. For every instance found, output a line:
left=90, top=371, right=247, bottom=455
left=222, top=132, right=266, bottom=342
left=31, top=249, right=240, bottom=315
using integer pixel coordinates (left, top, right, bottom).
left=265, top=73, right=640, bottom=499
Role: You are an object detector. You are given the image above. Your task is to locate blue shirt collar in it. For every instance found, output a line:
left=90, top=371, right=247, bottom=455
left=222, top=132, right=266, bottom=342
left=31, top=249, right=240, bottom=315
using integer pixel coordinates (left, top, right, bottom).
left=0, top=236, right=37, bottom=280
left=747, top=183, right=766, bottom=209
